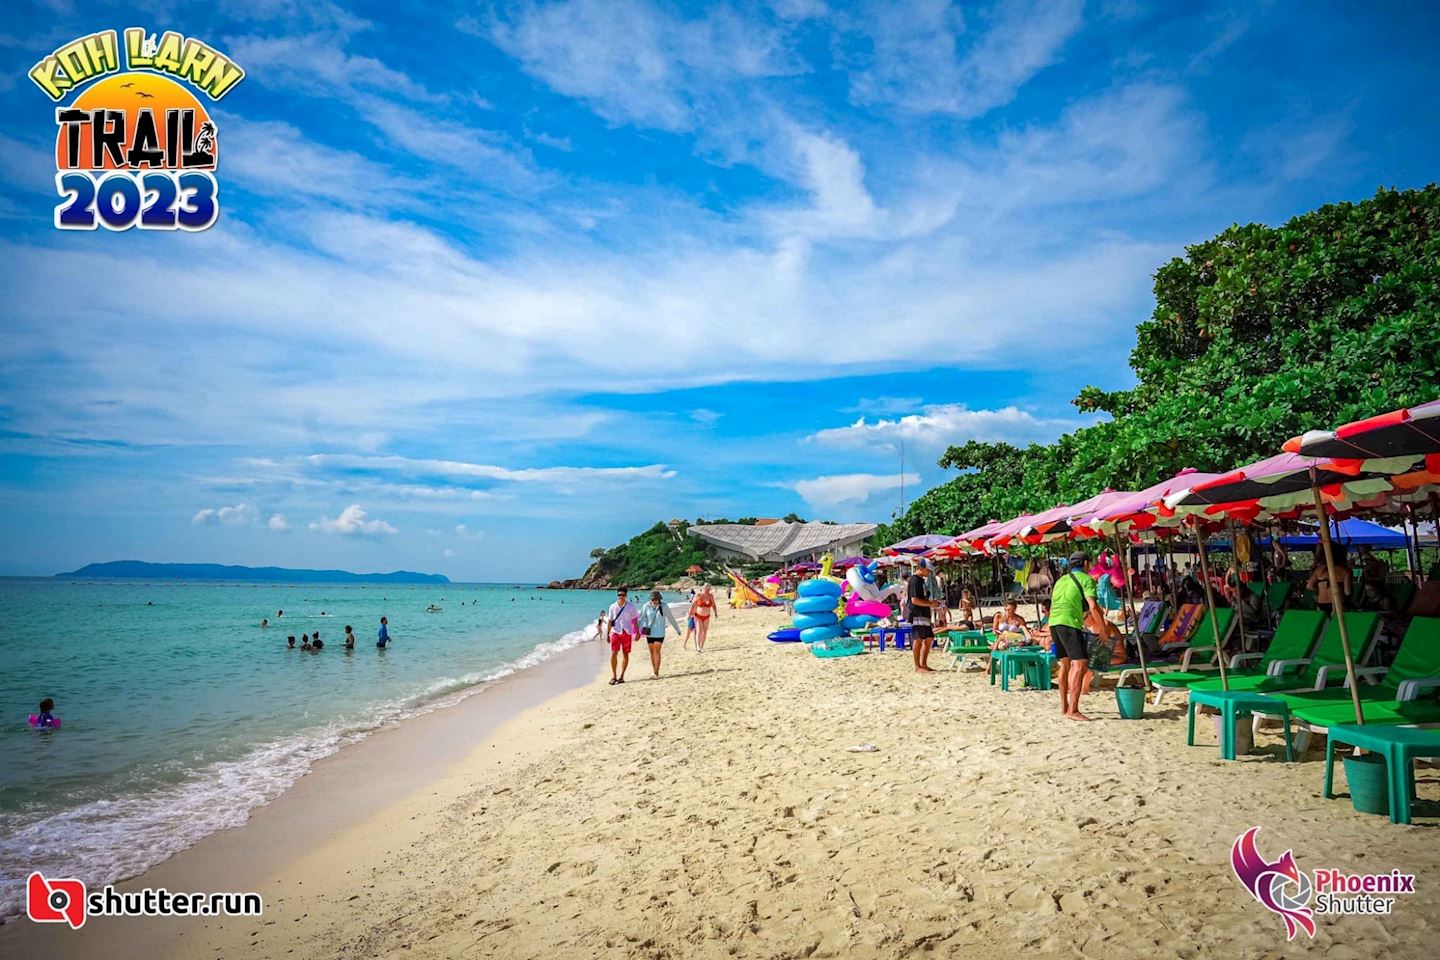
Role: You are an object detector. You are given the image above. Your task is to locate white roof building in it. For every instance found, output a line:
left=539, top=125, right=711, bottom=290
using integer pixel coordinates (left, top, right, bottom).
left=687, top=521, right=877, bottom=562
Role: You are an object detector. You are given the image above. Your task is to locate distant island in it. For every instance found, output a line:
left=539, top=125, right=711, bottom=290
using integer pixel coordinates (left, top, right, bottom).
left=57, top=561, right=450, bottom=584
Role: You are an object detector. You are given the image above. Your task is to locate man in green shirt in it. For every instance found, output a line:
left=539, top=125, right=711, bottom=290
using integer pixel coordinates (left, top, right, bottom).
left=1050, top=550, right=1103, bottom=721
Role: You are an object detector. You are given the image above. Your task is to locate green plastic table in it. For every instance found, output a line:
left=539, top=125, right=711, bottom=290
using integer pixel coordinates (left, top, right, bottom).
left=989, top=648, right=1053, bottom=691
left=1325, top=724, right=1440, bottom=824
left=1187, top=689, right=1294, bottom=761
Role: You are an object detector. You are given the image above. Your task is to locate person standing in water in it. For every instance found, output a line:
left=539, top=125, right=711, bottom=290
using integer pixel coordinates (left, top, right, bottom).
left=377, top=616, right=390, bottom=649
left=605, top=587, right=641, bottom=685
left=638, top=591, right=684, bottom=678
left=687, top=585, right=719, bottom=652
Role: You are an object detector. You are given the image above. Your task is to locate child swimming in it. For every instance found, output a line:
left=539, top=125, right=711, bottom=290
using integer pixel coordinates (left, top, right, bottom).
left=287, top=635, right=296, bottom=648
left=344, top=625, right=355, bottom=650
left=301, top=634, right=312, bottom=650
left=34, top=697, right=59, bottom=728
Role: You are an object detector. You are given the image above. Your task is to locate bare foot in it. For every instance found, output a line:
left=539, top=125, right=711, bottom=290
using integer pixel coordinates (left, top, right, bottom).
left=1065, top=711, right=1092, bottom=722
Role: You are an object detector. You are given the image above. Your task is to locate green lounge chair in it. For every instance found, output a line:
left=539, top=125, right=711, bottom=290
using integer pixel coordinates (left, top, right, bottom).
left=1187, top=611, right=1383, bottom=697
left=1150, top=610, right=1325, bottom=704
left=945, top=628, right=994, bottom=670
left=1271, top=618, right=1440, bottom=747
left=1106, top=607, right=1234, bottom=689
left=1130, top=607, right=1233, bottom=689
left=1264, top=581, right=1293, bottom=620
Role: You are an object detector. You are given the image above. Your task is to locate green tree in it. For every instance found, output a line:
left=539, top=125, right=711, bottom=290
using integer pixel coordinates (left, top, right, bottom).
left=891, top=185, right=1440, bottom=537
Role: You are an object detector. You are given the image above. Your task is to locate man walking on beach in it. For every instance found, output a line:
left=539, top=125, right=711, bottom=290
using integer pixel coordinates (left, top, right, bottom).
left=605, top=587, right=641, bottom=685
left=906, top=558, right=939, bottom=672
left=1051, top=550, right=1103, bottom=721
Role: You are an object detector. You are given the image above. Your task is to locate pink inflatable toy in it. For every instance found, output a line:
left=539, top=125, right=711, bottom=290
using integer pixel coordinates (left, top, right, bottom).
left=846, top=598, right=892, bottom=619
left=28, top=714, right=61, bottom=729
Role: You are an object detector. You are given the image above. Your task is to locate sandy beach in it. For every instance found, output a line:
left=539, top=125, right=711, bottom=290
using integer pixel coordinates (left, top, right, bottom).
left=9, top=605, right=1439, bottom=958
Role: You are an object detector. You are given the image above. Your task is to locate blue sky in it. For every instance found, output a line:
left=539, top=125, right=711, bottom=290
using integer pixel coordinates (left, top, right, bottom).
left=1, top=1, right=1438, bottom=581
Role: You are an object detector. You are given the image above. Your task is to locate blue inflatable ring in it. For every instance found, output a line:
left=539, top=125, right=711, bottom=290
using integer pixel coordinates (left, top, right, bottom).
left=800, top=624, right=844, bottom=643
left=796, top=579, right=842, bottom=598
left=794, top=595, right=839, bottom=614
left=793, top=612, right=839, bottom=630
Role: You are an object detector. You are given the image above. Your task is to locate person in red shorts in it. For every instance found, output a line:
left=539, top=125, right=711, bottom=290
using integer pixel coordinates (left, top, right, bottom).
left=604, top=587, right=641, bottom=685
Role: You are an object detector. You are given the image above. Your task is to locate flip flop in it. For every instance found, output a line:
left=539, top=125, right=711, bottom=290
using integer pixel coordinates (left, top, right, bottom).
left=608, top=678, right=618, bottom=685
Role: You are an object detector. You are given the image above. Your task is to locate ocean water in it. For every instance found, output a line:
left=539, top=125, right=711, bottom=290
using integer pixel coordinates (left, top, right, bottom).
left=0, top=578, right=641, bottom=919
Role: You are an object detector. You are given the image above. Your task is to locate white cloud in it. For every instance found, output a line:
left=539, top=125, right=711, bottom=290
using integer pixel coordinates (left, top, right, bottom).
left=308, top=504, right=398, bottom=536
left=443, top=547, right=458, bottom=558
left=807, top=404, right=1075, bottom=451
left=689, top=408, right=722, bottom=425
left=487, top=0, right=801, bottom=132
left=786, top=472, right=920, bottom=509
left=302, top=454, right=676, bottom=485
left=454, top=524, right=485, bottom=541
left=843, top=0, right=1084, bottom=116
left=267, top=514, right=289, bottom=531
left=192, top=502, right=262, bottom=526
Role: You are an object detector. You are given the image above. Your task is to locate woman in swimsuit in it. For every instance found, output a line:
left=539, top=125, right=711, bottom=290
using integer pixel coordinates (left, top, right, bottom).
left=688, top=585, right=720, bottom=652
left=1307, top=543, right=1352, bottom=615
left=991, top=600, right=1029, bottom=649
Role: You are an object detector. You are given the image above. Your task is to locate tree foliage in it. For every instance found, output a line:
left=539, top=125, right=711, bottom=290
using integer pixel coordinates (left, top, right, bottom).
left=885, top=185, right=1440, bottom=539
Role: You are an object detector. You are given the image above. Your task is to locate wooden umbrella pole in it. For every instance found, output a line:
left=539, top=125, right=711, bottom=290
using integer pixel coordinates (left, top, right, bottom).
left=1115, top=533, right=1150, bottom=689
left=1228, top=520, right=1250, bottom=653
left=1193, top=522, right=1230, bottom=690
left=1312, top=469, right=1365, bottom=725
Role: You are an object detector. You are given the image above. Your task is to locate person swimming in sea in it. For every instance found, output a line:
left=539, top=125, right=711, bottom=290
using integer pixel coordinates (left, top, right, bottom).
left=344, top=625, right=355, bottom=650
left=35, top=698, right=59, bottom=728
left=377, top=616, right=390, bottom=649
left=287, top=635, right=296, bottom=648
left=261, top=618, right=269, bottom=628
left=301, top=634, right=312, bottom=650
left=311, top=634, right=324, bottom=651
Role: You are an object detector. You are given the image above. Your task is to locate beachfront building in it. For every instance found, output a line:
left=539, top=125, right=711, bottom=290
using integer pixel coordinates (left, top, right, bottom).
left=687, top=520, right=876, bottom=563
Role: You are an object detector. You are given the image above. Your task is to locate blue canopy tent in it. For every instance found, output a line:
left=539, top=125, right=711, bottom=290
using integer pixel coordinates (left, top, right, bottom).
left=1276, top=518, right=1409, bottom=550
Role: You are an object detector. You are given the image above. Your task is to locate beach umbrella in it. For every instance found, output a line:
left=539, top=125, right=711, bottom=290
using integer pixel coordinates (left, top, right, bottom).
left=1285, top=398, right=1440, bottom=462
left=1166, top=450, right=1430, bottom=715
left=885, top=534, right=952, bottom=554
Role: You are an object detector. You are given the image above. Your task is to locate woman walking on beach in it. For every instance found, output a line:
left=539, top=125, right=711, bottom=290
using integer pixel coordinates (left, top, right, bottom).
left=688, top=585, right=719, bottom=652
left=639, top=591, right=684, bottom=678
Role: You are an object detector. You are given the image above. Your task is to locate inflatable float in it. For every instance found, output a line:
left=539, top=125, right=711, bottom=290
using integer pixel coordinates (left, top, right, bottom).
left=792, top=611, right=840, bottom=631
left=845, top=598, right=892, bottom=619
left=794, top=595, right=841, bottom=614
left=767, top=628, right=803, bottom=643
left=800, top=624, right=843, bottom=643
left=28, top=715, right=60, bottom=729
left=810, top=636, right=864, bottom=658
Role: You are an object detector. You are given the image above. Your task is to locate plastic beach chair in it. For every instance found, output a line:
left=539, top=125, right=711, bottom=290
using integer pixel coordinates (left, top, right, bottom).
left=1151, top=610, right=1324, bottom=702
left=1187, top=611, right=1382, bottom=697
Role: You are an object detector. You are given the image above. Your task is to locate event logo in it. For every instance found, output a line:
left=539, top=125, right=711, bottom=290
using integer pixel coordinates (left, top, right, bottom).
left=1231, top=826, right=1417, bottom=940
left=28, top=28, right=244, bottom=231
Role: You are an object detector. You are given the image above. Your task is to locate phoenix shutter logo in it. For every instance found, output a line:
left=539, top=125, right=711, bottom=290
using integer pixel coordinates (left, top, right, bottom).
left=1230, top=826, right=1418, bottom=940
left=28, top=28, right=244, bottom=231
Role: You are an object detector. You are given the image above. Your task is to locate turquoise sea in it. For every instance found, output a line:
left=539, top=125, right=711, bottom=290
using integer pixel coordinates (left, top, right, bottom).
left=0, top=578, right=637, bottom=919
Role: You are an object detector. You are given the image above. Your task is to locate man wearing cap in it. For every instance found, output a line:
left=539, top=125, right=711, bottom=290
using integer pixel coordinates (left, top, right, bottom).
left=1051, top=550, right=1103, bottom=720
left=906, top=557, right=940, bottom=672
